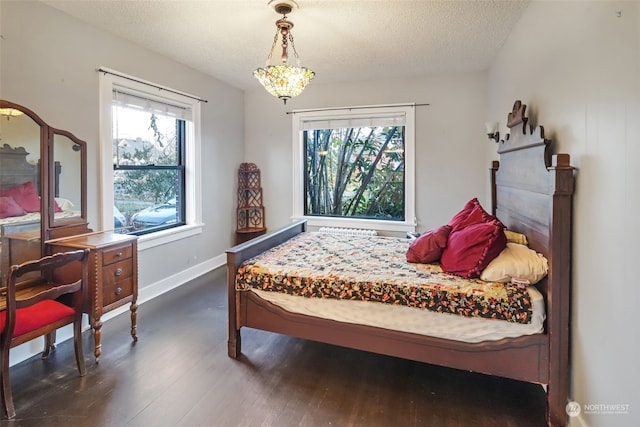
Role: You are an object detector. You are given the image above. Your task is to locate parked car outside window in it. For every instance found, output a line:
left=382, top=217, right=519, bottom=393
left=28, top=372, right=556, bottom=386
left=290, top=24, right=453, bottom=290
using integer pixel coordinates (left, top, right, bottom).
left=114, top=205, right=127, bottom=231
left=130, top=198, right=177, bottom=231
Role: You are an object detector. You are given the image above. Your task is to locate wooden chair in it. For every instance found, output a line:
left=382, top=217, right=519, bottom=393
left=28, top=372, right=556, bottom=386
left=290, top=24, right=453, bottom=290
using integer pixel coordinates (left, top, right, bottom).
left=0, top=249, right=89, bottom=419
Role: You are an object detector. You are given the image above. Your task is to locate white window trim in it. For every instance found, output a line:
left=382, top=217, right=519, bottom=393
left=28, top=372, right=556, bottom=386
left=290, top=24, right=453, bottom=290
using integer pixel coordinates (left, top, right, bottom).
left=98, top=68, right=203, bottom=249
left=291, top=104, right=416, bottom=233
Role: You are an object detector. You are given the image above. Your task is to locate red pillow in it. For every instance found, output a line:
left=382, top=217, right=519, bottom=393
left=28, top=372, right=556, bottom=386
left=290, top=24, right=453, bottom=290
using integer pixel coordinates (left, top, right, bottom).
left=447, top=197, right=502, bottom=232
left=447, top=198, right=476, bottom=230
left=0, top=196, right=27, bottom=219
left=406, top=225, right=452, bottom=263
left=0, top=181, right=40, bottom=212
left=440, top=220, right=507, bottom=278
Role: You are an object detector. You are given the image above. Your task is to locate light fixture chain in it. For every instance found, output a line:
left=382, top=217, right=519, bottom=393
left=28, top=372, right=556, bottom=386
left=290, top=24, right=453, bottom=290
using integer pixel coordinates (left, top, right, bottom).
left=289, top=33, right=303, bottom=66
left=266, top=28, right=280, bottom=66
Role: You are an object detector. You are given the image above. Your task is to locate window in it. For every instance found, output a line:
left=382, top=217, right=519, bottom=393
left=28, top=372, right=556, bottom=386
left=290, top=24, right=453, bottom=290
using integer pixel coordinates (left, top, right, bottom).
left=292, top=105, right=416, bottom=232
left=111, top=90, right=186, bottom=235
left=99, top=69, right=203, bottom=247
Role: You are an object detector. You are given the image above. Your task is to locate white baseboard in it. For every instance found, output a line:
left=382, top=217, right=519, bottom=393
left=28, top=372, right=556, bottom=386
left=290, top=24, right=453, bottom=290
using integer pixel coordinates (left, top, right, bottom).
left=9, top=253, right=226, bottom=366
left=101, top=253, right=226, bottom=322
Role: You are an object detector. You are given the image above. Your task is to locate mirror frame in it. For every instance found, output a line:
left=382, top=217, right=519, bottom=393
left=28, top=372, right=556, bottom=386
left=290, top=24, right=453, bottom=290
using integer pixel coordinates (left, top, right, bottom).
left=46, top=127, right=88, bottom=233
left=0, top=99, right=90, bottom=247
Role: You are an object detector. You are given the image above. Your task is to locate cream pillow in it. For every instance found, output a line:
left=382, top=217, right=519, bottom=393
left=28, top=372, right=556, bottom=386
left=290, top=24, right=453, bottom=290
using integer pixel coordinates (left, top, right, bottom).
left=480, top=243, right=548, bottom=283
left=504, top=230, right=529, bottom=246
left=54, top=197, right=75, bottom=211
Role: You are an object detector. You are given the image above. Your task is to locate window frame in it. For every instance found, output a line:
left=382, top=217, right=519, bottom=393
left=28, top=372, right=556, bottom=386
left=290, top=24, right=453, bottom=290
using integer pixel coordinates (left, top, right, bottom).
left=99, top=69, right=203, bottom=250
left=292, top=105, right=416, bottom=233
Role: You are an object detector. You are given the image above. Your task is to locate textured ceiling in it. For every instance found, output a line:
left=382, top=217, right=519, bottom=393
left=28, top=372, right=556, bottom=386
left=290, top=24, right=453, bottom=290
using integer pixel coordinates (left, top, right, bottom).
left=41, top=0, right=529, bottom=90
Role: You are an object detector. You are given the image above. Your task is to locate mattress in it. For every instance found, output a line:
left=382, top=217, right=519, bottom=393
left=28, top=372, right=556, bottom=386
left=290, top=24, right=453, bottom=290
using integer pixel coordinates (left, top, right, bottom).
left=249, top=286, right=545, bottom=343
left=0, top=210, right=79, bottom=228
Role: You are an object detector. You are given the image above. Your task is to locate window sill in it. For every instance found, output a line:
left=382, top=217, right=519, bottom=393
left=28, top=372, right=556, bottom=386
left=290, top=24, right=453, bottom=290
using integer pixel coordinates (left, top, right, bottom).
left=292, top=216, right=416, bottom=233
left=136, top=223, right=204, bottom=251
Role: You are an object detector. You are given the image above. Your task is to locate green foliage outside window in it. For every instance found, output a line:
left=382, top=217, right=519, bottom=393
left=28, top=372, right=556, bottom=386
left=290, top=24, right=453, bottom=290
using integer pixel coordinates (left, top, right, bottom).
left=304, top=125, right=405, bottom=220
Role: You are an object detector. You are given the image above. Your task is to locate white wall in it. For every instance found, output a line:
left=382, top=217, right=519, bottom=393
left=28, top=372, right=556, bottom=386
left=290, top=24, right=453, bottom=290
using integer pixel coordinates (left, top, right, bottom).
left=488, top=1, right=640, bottom=426
left=244, top=72, right=489, bottom=234
left=1, top=1, right=244, bottom=361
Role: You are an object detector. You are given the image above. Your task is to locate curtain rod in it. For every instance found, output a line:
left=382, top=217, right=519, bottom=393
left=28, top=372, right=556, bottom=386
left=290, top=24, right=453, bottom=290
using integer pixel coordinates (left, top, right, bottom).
left=97, top=67, right=208, bottom=103
left=286, top=103, right=429, bottom=115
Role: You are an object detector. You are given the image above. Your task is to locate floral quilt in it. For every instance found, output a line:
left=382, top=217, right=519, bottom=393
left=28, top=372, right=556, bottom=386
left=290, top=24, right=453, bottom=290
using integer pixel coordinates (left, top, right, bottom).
left=236, top=232, right=533, bottom=324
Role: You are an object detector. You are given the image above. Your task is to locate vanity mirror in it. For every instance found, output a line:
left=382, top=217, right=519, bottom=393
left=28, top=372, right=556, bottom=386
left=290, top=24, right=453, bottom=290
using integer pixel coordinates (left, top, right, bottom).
left=47, top=128, right=88, bottom=237
left=1, top=100, right=137, bottom=361
left=0, top=100, right=90, bottom=280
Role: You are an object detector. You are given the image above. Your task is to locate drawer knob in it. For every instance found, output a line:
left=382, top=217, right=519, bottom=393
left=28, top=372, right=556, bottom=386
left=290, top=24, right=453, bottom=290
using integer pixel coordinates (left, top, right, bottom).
left=115, top=287, right=122, bottom=296
left=116, top=252, right=124, bottom=258
left=115, top=268, right=123, bottom=276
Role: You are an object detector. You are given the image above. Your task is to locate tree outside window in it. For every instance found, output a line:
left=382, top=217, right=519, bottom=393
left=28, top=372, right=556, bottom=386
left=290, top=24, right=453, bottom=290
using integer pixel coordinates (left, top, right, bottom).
left=111, top=94, right=186, bottom=234
left=304, top=125, right=405, bottom=221
left=293, top=105, right=416, bottom=233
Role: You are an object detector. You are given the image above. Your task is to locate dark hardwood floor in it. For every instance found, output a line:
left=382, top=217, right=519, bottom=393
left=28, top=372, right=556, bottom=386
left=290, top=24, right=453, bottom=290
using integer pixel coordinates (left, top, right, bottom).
left=2, top=268, right=547, bottom=427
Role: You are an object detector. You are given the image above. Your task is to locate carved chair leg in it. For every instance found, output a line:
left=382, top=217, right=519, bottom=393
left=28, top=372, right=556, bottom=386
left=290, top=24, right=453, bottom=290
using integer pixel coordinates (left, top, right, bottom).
left=73, top=319, right=86, bottom=376
left=1, top=344, right=16, bottom=419
left=42, top=331, right=56, bottom=359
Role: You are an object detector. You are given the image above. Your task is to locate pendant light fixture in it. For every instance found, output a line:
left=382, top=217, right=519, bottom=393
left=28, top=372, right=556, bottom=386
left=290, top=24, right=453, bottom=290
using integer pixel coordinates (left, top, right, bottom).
left=253, top=1, right=315, bottom=104
left=0, top=108, right=24, bottom=119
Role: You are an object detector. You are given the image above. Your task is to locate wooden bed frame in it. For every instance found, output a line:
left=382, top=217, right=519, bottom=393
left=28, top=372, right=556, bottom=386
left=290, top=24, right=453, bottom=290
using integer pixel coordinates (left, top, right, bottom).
left=227, top=100, right=574, bottom=427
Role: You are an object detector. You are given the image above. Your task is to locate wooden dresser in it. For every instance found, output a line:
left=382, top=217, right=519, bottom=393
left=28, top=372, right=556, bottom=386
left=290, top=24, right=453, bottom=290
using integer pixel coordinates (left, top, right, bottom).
left=47, top=231, right=138, bottom=362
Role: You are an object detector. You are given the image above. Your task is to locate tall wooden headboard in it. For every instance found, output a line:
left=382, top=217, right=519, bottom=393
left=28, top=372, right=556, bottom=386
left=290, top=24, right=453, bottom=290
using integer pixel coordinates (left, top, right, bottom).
left=0, top=144, right=38, bottom=191
left=0, top=144, right=61, bottom=197
left=490, top=100, right=574, bottom=425
left=490, top=100, right=574, bottom=298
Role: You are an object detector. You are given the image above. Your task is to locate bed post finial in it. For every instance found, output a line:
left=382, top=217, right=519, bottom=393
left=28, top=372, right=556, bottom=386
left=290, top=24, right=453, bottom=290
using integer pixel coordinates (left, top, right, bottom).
left=496, top=100, right=549, bottom=156
left=507, top=100, right=527, bottom=130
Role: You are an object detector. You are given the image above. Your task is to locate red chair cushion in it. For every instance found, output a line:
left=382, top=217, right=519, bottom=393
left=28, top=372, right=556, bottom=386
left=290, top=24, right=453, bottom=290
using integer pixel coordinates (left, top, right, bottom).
left=0, top=300, right=75, bottom=338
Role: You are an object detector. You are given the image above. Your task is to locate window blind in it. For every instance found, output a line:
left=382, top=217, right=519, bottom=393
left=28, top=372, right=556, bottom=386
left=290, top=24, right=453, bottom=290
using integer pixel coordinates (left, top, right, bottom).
left=300, top=112, right=406, bottom=131
left=112, top=88, right=191, bottom=120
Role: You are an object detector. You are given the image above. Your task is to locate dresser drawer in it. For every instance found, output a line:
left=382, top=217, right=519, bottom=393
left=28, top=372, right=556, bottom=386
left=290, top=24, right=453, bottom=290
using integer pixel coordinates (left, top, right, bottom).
left=103, top=260, right=133, bottom=287
left=102, top=244, right=133, bottom=266
left=103, top=277, right=133, bottom=306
